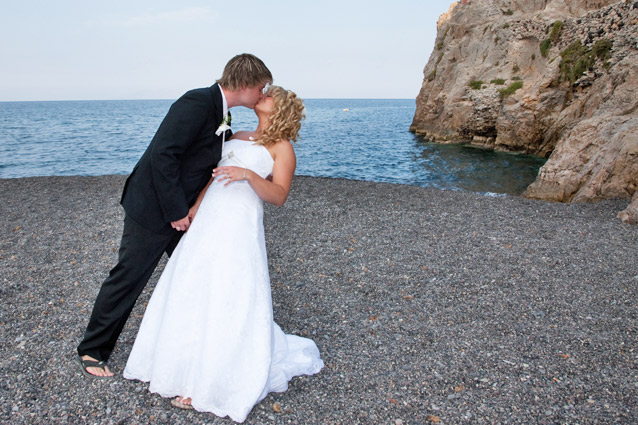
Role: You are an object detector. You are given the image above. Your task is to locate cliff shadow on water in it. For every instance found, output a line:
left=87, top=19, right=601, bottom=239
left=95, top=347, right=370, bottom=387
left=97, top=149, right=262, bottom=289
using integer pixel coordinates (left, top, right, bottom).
left=411, top=135, right=546, bottom=196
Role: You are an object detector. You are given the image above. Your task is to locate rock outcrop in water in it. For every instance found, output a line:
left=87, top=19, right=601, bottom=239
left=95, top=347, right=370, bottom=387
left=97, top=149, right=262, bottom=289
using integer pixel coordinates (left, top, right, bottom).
left=410, top=0, right=638, bottom=223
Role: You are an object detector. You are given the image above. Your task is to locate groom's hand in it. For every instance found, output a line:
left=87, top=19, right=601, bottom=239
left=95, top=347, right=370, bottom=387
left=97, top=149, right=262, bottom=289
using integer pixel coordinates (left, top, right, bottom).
left=171, top=216, right=191, bottom=232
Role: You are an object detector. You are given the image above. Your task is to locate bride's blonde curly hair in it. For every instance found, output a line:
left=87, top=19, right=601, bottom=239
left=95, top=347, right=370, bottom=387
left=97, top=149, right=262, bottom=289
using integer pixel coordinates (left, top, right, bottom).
left=256, top=86, right=305, bottom=147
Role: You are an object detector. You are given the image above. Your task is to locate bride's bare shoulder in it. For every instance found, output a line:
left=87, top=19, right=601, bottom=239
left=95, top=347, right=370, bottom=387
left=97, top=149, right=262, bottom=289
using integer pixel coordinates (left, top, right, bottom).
left=267, top=140, right=295, bottom=163
left=275, top=139, right=294, bottom=149
left=230, top=131, right=251, bottom=140
left=271, top=139, right=294, bottom=153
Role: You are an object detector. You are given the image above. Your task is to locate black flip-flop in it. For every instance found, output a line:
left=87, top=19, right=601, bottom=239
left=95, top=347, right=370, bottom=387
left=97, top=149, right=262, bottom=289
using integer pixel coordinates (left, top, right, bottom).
left=75, top=356, right=113, bottom=380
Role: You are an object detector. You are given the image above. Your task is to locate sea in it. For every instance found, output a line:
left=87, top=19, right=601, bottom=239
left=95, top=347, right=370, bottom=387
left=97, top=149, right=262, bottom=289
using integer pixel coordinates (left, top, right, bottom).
left=0, top=99, right=546, bottom=196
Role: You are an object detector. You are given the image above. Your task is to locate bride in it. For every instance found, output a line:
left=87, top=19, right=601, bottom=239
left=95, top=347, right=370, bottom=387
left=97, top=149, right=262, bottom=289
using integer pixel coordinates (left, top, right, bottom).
left=123, top=85, right=324, bottom=422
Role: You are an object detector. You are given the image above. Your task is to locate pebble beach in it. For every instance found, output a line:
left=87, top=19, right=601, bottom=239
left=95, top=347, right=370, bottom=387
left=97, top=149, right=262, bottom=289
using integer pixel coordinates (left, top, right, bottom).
left=1, top=174, right=636, bottom=424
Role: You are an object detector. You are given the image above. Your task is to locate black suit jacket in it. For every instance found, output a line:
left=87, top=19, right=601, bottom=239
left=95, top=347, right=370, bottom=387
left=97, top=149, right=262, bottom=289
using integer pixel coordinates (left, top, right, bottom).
left=121, top=84, right=229, bottom=233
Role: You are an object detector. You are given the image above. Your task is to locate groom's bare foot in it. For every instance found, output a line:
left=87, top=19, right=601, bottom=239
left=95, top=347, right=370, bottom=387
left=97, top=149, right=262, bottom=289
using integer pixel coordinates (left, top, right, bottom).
left=81, top=355, right=114, bottom=377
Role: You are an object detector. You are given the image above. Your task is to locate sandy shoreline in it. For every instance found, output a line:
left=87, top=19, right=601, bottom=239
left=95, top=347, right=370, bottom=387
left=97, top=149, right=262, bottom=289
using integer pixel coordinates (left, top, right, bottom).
left=1, top=175, right=636, bottom=424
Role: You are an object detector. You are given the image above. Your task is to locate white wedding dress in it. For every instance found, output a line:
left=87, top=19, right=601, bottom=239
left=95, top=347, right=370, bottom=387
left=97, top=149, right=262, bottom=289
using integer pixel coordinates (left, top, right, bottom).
left=123, top=139, right=324, bottom=423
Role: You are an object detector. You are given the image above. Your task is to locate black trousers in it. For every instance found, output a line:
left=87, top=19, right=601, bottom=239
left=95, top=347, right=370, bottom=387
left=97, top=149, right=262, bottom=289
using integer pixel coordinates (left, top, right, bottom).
left=77, top=214, right=182, bottom=361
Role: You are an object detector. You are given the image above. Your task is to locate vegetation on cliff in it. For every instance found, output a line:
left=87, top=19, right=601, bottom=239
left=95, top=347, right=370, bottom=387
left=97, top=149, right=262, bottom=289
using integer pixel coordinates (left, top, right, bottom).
left=559, top=38, right=612, bottom=84
left=498, top=81, right=523, bottom=98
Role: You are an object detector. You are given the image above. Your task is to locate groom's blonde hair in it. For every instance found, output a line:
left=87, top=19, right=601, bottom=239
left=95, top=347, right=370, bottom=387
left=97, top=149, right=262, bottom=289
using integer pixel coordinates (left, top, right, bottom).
left=217, top=54, right=272, bottom=91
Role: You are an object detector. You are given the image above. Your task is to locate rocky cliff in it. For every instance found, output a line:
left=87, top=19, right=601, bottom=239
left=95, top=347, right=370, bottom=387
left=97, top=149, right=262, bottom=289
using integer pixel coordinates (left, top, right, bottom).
left=411, top=0, right=638, bottom=223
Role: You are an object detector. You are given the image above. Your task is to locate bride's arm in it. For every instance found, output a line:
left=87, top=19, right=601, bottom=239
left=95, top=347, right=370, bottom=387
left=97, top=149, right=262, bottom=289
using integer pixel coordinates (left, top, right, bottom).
left=249, top=141, right=296, bottom=206
left=187, top=176, right=213, bottom=223
left=213, top=141, right=296, bottom=206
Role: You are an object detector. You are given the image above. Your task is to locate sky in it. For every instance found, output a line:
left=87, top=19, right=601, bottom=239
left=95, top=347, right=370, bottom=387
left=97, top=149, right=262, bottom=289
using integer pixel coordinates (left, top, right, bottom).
left=0, top=0, right=455, bottom=101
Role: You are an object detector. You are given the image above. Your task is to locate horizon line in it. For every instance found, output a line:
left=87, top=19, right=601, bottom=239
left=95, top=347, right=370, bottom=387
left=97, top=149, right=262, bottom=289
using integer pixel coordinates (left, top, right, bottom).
left=0, top=97, right=416, bottom=103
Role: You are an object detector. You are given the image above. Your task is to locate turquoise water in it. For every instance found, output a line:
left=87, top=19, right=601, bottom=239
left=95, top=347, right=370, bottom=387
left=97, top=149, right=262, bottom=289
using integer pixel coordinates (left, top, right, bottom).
left=0, top=99, right=545, bottom=195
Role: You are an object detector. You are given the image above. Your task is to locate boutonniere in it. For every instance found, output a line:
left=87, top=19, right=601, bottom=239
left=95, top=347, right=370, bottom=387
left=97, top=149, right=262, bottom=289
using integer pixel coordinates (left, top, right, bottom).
left=215, top=114, right=232, bottom=136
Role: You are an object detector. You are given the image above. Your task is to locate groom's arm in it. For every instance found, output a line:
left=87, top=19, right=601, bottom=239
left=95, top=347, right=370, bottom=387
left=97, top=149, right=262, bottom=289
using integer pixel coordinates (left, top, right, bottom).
left=150, top=90, right=211, bottom=224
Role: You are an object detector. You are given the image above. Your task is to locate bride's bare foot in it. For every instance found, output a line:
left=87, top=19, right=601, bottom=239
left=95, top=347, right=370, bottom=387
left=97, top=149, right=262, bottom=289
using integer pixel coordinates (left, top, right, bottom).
left=79, top=355, right=114, bottom=377
left=171, top=396, right=194, bottom=410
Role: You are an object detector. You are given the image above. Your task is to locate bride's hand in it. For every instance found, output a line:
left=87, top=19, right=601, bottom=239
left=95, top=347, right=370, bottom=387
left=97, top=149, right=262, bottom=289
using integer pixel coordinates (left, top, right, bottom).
left=213, top=166, right=251, bottom=186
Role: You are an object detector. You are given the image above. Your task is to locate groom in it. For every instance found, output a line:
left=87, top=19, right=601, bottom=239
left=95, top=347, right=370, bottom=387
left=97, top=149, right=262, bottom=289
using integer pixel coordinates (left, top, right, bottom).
left=76, top=53, right=273, bottom=378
